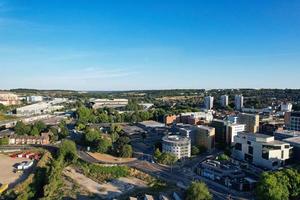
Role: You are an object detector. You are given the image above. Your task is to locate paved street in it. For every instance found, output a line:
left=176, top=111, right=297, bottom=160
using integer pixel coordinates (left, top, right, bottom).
left=78, top=150, right=253, bottom=200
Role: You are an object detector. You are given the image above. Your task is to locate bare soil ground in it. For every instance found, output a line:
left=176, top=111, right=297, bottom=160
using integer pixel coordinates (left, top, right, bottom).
left=63, top=166, right=147, bottom=200
left=88, top=152, right=136, bottom=164
left=0, top=154, right=30, bottom=186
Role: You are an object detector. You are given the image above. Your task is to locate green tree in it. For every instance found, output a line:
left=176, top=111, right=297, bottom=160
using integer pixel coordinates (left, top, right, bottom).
left=256, top=172, right=289, bottom=200
left=14, top=121, right=31, bottom=135
left=217, top=154, right=230, bottom=161
left=283, top=168, right=300, bottom=198
left=154, top=148, right=162, bottom=159
left=114, top=136, right=130, bottom=155
left=186, top=181, right=212, bottom=200
left=97, top=138, right=112, bottom=153
left=77, top=106, right=92, bottom=124
left=59, top=139, right=78, bottom=163
left=191, top=146, right=200, bottom=155
left=85, top=128, right=101, bottom=147
left=33, top=121, right=46, bottom=133
left=120, top=144, right=133, bottom=158
left=157, top=152, right=177, bottom=165
left=30, top=126, right=40, bottom=136
left=59, top=126, right=69, bottom=139
left=0, top=137, right=9, bottom=145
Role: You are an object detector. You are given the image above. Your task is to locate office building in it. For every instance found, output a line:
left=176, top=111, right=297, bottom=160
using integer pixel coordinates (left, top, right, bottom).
left=285, top=111, right=300, bottom=131
left=237, top=113, right=259, bottom=133
left=16, top=102, right=64, bottom=116
left=162, top=135, right=191, bottom=159
left=0, top=92, right=19, bottom=106
left=210, top=119, right=227, bottom=146
left=90, top=98, right=128, bottom=109
left=235, top=95, right=244, bottom=110
left=281, top=103, right=293, bottom=112
left=26, top=96, right=43, bottom=103
left=274, top=129, right=300, bottom=141
left=227, top=124, right=245, bottom=145
left=233, top=132, right=292, bottom=170
left=194, top=125, right=215, bottom=151
left=204, top=96, right=214, bottom=110
left=220, top=95, right=229, bottom=108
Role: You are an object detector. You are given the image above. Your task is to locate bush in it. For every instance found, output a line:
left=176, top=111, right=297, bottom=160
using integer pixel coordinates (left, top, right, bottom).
left=76, top=161, right=129, bottom=182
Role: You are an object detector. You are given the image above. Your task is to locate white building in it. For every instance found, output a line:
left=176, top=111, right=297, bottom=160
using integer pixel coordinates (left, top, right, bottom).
left=226, top=124, right=245, bottom=145
left=90, top=98, right=128, bottom=109
left=281, top=103, right=293, bottom=112
left=16, top=102, right=64, bottom=116
left=162, top=135, right=191, bottom=159
left=220, top=95, right=229, bottom=108
left=235, top=95, right=244, bottom=111
left=180, top=111, right=214, bottom=123
left=26, top=96, right=43, bottom=103
left=204, top=96, right=214, bottom=110
left=233, top=132, right=292, bottom=170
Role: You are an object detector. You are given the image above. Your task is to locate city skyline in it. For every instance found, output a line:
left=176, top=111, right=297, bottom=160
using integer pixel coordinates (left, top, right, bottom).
left=1, top=0, right=300, bottom=90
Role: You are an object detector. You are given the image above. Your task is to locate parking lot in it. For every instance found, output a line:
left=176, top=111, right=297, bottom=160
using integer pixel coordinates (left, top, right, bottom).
left=0, top=154, right=30, bottom=186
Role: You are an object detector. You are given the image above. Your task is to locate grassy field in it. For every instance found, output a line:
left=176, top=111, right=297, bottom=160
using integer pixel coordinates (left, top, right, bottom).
left=0, top=113, right=17, bottom=122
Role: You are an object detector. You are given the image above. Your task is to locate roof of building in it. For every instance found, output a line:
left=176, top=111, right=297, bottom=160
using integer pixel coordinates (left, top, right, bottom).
left=196, top=125, right=215, bottom=131
left=139, top=120, right=165, bottom=128
left=238, top=132, right=271, bottom=139
left=283, top=136, right=300, bottom=144
left=274, top=129, right=300, bottom=136
left=162, top=135, right=190, bottom=144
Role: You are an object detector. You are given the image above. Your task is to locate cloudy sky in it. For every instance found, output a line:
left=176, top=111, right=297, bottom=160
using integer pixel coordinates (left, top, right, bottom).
left=0, top=0, right=300, bottom=90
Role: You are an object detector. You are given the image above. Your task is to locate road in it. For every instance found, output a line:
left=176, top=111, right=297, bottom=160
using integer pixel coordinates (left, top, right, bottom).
left=78, top=150, right=252, bottom=200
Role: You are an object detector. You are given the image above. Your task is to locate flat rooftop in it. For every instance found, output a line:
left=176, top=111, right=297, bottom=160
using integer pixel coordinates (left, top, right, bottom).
left=284, top=136, right=300, bottom=144
left=138, top=120, right=165, bottom=128
left=239, top=132, right=271, bottom=139
left=197, top=125, right=215, bottom=131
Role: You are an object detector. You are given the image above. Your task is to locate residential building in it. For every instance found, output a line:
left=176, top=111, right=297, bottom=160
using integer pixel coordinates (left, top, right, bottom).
left=281, top=102, right=293, bottom=112
left=204, top=96, right=214, bottom=110
left=235, top=95, right=244, bottom=111
left=210, top=119, right=227, bottom=146
left=220, top=95, right=229, bottom=108
left=179, top=111, right=214, bottom=124
left=90, top=98, right=128, bottom=109
left=0, top=92, right=19, bottom=106
left=227, top=124, right=245, bottom=145
left=232, top=132, right=292, bottom=170
left=26, top=96, right=43, bottom=103
left=237, top=113, right=259, bottom=133
left=162, top=135, right=191, bottom=159
left=9, top=132, right=50, bottom=145
left=285, top=111, right=300, bottom=131
left=194, top=125, right=215, bottom=151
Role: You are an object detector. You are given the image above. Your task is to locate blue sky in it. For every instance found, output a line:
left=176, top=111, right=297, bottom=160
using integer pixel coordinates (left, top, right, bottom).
left=0, top=0, right=300, bottom=90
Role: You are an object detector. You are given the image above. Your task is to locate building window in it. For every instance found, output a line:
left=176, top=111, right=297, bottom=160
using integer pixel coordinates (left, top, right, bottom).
left=262, top=151, right=269, bottom=160
left=248, top=146, right=253, bottom=155
left=235, top=143, right=242, bottom=151
left=247, top=141, right=251, bottom=145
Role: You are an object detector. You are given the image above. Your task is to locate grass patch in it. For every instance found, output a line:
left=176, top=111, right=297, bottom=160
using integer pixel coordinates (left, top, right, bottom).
left=74, top=160, right=130, bottom=183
